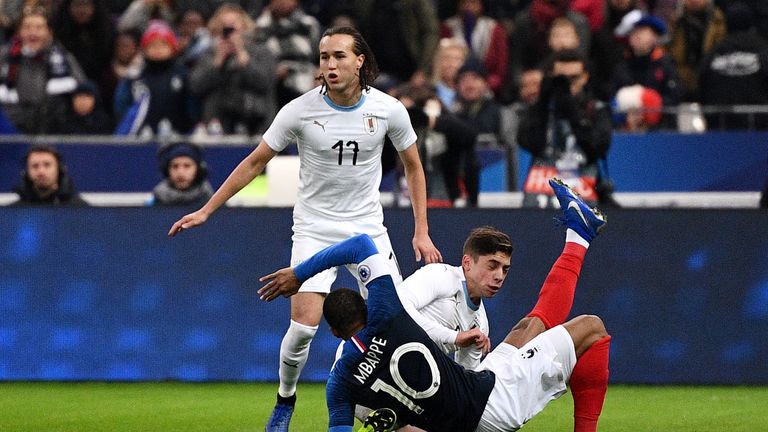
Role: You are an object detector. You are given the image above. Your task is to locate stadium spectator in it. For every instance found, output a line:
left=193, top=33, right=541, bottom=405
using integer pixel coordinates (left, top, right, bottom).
left=189, top=3, right=276, bottom=135
left=431, top=37, right=469, bottom=110
left=668, top=0, right=726, bottom=101
left=505, top=0, right=591, bottom=103
left=52, top=0, right=115, bottom=101
left=257, top=178, right=610, bottom=432
left=50, top=80, right=113, bottom=134
left=611, top=14, right=682, bottom=124
left=254, top=0, right=321, bottom=108
left=166, top=27, right=441, bottom=432
left=117, top=0, right=176, bottom=34
left=699, top=2, right=768, bottom=130
left=350, top=0, right=440, bottom=88
left=110, top=30, right=142, bottom=80
left=547, top=16, right=583, bottom=55
left=440, top=0, right=509, bottom=98
left=113, top=20, right=198, bottom=135
left=611, top=83, right=664, bottom=131
left=518, top=50, right=612, bottom=208
left=150, top=142, right=213, bottom=206
left=391, top=81, right=477, bottom=207
left=174, top=6, right=211, bottom=68
left=589, top=0, right=646, bottom=100
left=10, top=144, right=88, bottom=206
left=0, top=6, right=86, bottom=133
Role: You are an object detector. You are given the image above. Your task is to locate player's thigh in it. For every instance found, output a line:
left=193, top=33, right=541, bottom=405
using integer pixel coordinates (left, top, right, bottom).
left=475, top=325, right=576, bottom=430
left=289, top=292, right=326, bottom=325
left=502, top=316, right=546, bottom=349
left=344, top=232, right=403, bottom=298
left=291, top=236, right=339, bottom=295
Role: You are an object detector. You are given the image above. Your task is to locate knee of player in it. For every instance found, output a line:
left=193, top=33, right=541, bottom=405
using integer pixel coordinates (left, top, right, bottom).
left=577, top=314, right=608, bottom=338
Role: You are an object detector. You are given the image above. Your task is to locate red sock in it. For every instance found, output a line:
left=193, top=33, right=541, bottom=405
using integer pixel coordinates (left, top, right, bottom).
left=570, top=335, right=611, bottom=432
left=527, top=242, right=587, bottom=328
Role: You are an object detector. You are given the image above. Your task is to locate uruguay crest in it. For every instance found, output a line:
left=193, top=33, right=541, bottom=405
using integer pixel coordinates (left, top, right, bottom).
left=363, top=115, right=378, bottom=135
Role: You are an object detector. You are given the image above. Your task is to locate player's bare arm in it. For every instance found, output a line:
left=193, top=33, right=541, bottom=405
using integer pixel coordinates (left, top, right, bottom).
left=398, top=144, right=442, bottom=264
left=455, top=327, right=490, bottom=354
left=168, top=140, right=278, bottom=237
left=258, top=267, right=301, bottom=302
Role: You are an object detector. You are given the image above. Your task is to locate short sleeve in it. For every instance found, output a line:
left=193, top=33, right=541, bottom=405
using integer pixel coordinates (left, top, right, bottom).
left=386, top=100, right=417, bottom=152
left=262, top=100, right=300, bottom=152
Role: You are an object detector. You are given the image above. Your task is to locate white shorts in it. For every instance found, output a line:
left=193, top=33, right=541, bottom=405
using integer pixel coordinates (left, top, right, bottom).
left=474, top=325, right=577, bottom=431
left=290, top=217, right=402, bottom=297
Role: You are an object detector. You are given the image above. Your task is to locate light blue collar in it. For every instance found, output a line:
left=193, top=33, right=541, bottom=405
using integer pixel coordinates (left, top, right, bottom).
left=462, top=280, right=480, bottom=311
left=323, top=94, right=366, bottom=111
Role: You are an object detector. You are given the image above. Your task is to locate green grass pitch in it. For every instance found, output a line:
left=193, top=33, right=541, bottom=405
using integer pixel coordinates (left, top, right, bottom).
left=1, top=382, right=766, bottom=431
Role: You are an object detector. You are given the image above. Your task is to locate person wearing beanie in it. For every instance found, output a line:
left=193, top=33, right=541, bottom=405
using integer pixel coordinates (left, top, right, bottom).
left=611, top=83, right=663, bottom=131
left=611, top=14, right=682, bottom=126
left=113, top=19, right=198, bottom=135
left=150, top=142, right=214, bottom=206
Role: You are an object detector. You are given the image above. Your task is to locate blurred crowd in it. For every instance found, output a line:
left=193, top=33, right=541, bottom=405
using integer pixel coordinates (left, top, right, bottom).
left=3, top=0, right=768, bottom=207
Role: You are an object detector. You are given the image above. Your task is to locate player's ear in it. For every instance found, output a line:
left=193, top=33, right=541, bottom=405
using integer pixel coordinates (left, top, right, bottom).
left=356, top=54, right=364, bottom=70
left=461, top=254, right=472, bottom=272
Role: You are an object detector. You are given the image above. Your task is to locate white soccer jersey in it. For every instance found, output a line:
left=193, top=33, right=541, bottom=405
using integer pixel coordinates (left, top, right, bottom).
left=396, top=263, right=490, bottom=370
left=263, top=86, right=417, bottom=228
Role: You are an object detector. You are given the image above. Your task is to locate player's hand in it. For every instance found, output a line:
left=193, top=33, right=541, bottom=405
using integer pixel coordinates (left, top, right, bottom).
left=412, top=233, right=442, bottom=264
left=258, top=267, right=301, bottom=301
left=455, top=327, right=488, bottom=350
left=167, top=209, right=209, bottom=237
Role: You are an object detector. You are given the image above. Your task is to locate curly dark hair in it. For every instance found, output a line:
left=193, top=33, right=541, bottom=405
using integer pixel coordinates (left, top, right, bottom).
left=318, top=26, right=379, bottom=95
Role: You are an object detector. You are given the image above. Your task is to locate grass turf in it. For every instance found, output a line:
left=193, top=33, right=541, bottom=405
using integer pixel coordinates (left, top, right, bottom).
left=0, top=382, right=766, bottom=431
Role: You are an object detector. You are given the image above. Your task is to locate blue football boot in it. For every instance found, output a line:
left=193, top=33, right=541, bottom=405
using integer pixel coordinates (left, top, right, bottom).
left=548, top=178, right=607, bottom=241
left=265, top=395, right=295, bottom=432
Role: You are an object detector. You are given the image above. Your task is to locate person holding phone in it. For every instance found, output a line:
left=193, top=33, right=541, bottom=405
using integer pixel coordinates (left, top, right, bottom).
left=189, top=3, right=277, bottom=134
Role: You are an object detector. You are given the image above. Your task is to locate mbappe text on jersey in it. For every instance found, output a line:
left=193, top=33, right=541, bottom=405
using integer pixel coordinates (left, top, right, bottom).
left=354, top=336, right=387, bottom=384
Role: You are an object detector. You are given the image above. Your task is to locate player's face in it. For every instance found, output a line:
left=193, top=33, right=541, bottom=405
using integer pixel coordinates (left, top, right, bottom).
left=168, top=156, right=198, bottom=190
left=26, top=151, right=59, bottom=191
left=464, top=252, right=511, bottom=299
left=319, top=34, right=364, bottom=94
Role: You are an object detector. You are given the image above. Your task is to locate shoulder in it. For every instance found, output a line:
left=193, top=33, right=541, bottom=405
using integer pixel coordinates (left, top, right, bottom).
left=364, top=87, right=402, bottom=107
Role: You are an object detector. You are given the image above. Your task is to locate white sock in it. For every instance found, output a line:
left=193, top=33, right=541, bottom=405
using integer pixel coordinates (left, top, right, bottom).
left=566, top=228, right=590, bottom=249
left=278, top=319, right=318, bottom=398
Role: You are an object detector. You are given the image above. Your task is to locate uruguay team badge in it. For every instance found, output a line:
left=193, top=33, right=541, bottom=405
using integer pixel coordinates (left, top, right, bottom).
left=363, top=115, right=378, bottom=135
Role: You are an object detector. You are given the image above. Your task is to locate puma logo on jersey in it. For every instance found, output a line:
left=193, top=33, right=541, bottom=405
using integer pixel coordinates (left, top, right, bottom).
left=313, top=120, right=328, bottom=132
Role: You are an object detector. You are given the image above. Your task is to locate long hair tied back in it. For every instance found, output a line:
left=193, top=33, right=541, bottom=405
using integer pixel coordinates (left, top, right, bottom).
left=318, top=26, right=379, bottom=95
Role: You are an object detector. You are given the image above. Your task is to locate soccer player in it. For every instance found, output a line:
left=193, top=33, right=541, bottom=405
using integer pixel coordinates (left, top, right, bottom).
left=259, top=179, right=611, bottom=431
left=395, top=188, right=607, bottom=430
left=167, top=26, right=442, bottom=431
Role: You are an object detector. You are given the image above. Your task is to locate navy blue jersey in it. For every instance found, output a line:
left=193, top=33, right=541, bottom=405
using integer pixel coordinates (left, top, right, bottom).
left=326, top=273, right=495, bottom=431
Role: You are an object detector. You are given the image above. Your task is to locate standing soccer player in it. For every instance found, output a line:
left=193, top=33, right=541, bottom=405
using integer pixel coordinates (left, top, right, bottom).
left=168, top=26, right=442, bottom=431
left=260, top=179, right=611, bottom=431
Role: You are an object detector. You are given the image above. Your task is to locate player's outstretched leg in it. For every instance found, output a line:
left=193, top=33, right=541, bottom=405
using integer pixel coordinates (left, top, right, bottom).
left=526, top=178, right=608, bottom=329
left=570, top=334, right=611, bottom=432
left=549, top=177, right=606, bottom=244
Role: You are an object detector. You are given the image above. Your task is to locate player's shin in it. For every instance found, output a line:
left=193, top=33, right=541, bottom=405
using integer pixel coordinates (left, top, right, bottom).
left=278, top=320, right=318, bottom=397
left=526, top=242, right=586, bottom=328
left=569, top=335, right=611, bottom=432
